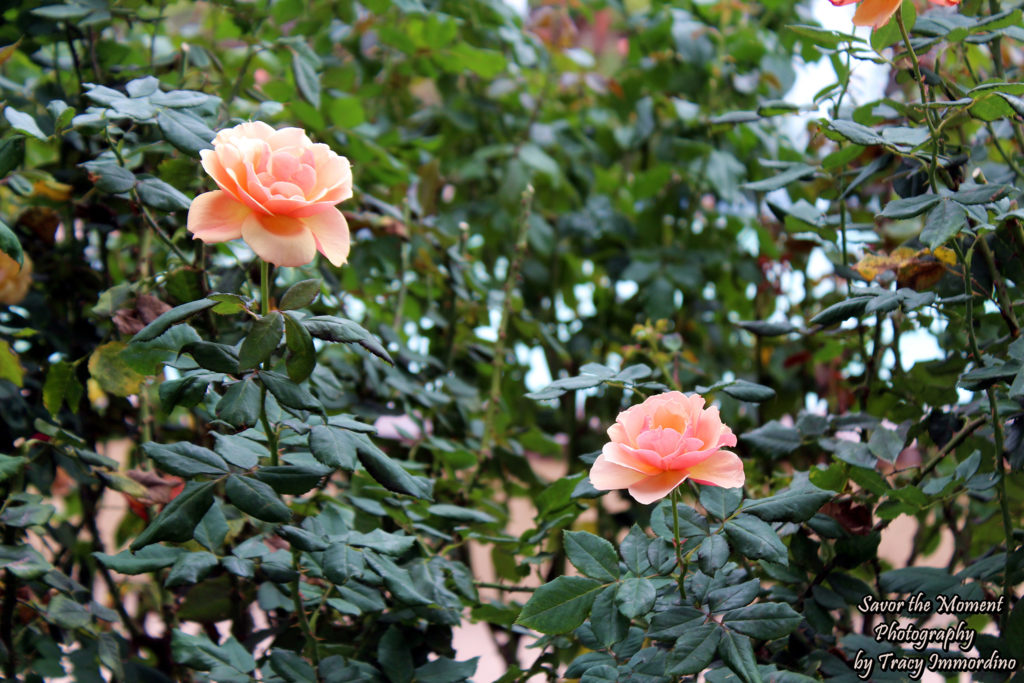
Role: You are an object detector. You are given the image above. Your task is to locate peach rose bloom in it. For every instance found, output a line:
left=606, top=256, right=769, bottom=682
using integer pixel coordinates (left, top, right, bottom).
left=830, top=0, right=958, bottom=29
left=187, top=121, right=353, bottom=267
left=0, top=252, right=32, bottom=305
left=589, top=391, right=744, bottom=504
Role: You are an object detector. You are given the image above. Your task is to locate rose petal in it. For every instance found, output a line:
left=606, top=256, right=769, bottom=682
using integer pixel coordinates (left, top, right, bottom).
left=303, top=208, right=351, bottom=267
left=186, top=190, right=249, bottom=243
left=589, top=453, right=650, bottom=490
left=242, top=213, right=317, bottom=267
left=601, top=442, right=663, bottom=475
left=685, top=451, right=745, bottom=489
left=852, top=0, right=901, bottom=27
left=627, top=470, right=690, bottom=505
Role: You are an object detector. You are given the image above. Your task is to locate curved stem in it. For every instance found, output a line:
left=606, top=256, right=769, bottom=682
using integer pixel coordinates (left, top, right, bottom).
left=895, top=10, right=940, bottom=193
left=259, top=260, right=279, bottom=466
left=671, top=488, right=686, bottom=598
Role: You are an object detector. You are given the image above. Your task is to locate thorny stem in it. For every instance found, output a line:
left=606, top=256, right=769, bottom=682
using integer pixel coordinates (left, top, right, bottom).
left=955, top=238, right=1014, bottom=627
left=292, top=553, right=321, bottom=676
left=895, top=10, right=940, bottom=193
left=259, top=260, right=280, bottom=466
left=474, top=582, right=536, bottom=593
left=976, top=236, right=1020, bottom=338
left=475, top=186, right=534, bottom=479
left=671, top=488, right=686, bottom=597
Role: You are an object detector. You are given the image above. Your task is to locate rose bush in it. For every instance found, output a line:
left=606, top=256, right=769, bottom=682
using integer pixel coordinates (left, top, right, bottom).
left=187, top=121, right=353, bottom=267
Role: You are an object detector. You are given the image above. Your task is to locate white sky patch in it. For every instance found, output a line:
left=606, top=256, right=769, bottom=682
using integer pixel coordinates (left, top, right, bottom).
left=517, top=343, right=553, bottom=393
left=616, top=280, right=639, bottom=301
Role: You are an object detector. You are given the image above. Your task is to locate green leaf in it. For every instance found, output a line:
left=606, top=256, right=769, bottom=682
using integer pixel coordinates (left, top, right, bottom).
left=615, top=577, right=656, bottom=619
left=722, top=602, right=802, bottom=640
left=579, top=666, right=619, bottom=683
left=0, top=137, right=26, bottom=179
left=47, top=594, right=91, bottom=629
left=239, top=311, right=284, bottom=371
left=718, top=631, right=762, bottom=683
left=290, top=48, right=322, bottom=109
left=827, top=119, right=884, bottom=146
left=308, top=425, right=357, bottom=470
left=742, top=480, right=835, bottom=523
left=181, top=341, right=239, bottom=374
left=304, top=315, right=394, bottom=364
left=43, top=360, right=83, bottom=416
left=921, top=199, right=968, bottom=249
left=323, top=544, right=366, bottom=584
left=171, top=631, right=255, bottom=675
left=667, top=624, right=722, bottom=675
left=619, top=524, right=652, bottom=575
left=216, top=378, right=262, bottom=427
left=700, top=486, right=743, bottom=520
left=378, top=626, right=414, bottom=683
left=259, top=370, right=322, bottom=413
left=880, top=194, right=940, bottom=219
left=414, top=656, right=479, bottom=683
left=280, top=279, right=322, bottom=310
left=194, top=501, right=228, bottom=552
left=515, top=575, right=604, bottom=634
left=157, top=108, right=214, bottom=155
left=734, top=320, right=796, bottom=336
left=651, top=499, right=710, bottom=539
left=4, top=106, right=46, bottom=140
left=426, top=504, right=497, bottom=524
left=647, top=606, right=705, bottom=640
left=708, top=578, right=761, bottom=612
left=225, top=475, right=292, bottom=523
left=131, top=299, right=217, bottom=342
left=93, top=545, right=185, bottom=574
left=741, top=164, right=815, bottom=192
left=165, top=551, right=219, bottom=587
left=0, top=219, right=22, bottom=268
left=81, top=159, right=137, bottom=193
left=0, top=502, right=54, bottom=528
left=0, top=454, right=28, bottom=483
left=0, top=544, right=52, bottom=579
left=278, top=524, right=328, bottom=552
left=284, top=312, right=316, bottom=382
left=254, top=465, right=326, bottom=495
left=142, top=442, right=230, bottom=478
left=809, top=297, right=873, bottom=326
left=741, top=420, right=802, bottom=457
left=564, top=530, right=620, bottom=582
left=353, top=433, right=433, bottom=500
left=725, top=514, right=788, bottom=564
left=590, top=585, right=630, bottom=648
left=698, top=534, right=729, bottom=574
left=721, top=379, right=776, bottom=403
left=136, top=177, right=192, bottom=211
left=130, top=481, right=217, bottom=551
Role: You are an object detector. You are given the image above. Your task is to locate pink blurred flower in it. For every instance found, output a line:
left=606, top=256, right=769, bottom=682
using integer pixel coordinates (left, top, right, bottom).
left=374, top=414, right=430, bottom=443
left=187, top=121, right=353, bottom=267
left=589, top=391, right=744, bottom=504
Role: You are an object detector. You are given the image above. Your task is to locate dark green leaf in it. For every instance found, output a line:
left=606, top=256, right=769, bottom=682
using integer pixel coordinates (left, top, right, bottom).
left=809, top=297, right=873, bottom=326
left=590, top=585, right=630, bottom=648
left=254, top=465, right=326, bottom=495
left=181, top=341, right=239, bottom=374
left=722, top=602, right=802, bottom=639
left=667, top=624, right=722, bottom=675
left=278, top=525, right=328, bottom=552
left=93, top=545, right=185, bottom=574
left=136, top=177, right=192, bottom=211
left=700, top=486, right=743, bottom=520
left=722, top=379, right=776, bottom=402
left=378, top=625, right=414, bottom=683
left=698, top=534, right=729, bottom=574
left=921, top=199, right=968, bottom=249
left=516, top=576, right=604, bottom=634
left=157, top=108, right=214, bottom=155
left=131, top=299, right=216, bottom=342
left=564, top=530, right=619, bottom=582
left=742, top=480, right=835, bottom=522
left=718, top=631, right=762, bottom=683
left=427, top=504, right=497, bottom=524
left=354, top=433, right=433, bottom=500
left=280, top=279, right=322, bottom=310
left=304, top=316, right=393, bottom=364
left=742, top=421, right=801, bottom=456
left=880, top=194, right=939, bottom=219
left=414, top=656, right=478, bottom=683
left=165, top=551, right=219, bottom=587
left=284, top=313, right=316, bottom=382
left=225, top=475, right=292, bottom=523
left=194, top=501, right=228, bottom=552
left=215, top=378, right=262, bottom=428
left=323, top=544, right=366, bottom=583
left=0, top=219, right=23, bottom=267
left=259, top=370, right=323, bottom=413
left=239, top=312, right=284, bottom=371
left=130, top=481, right=217, bottom=550
left=142, top=441, right=229, bottom=477
left=308, top=425, right=357, bottom=470
left=616, top=577, right=656, bottom=619
left=725, top=514, right=788, bottom=565
left=734, top=320, right=796, bottom=336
